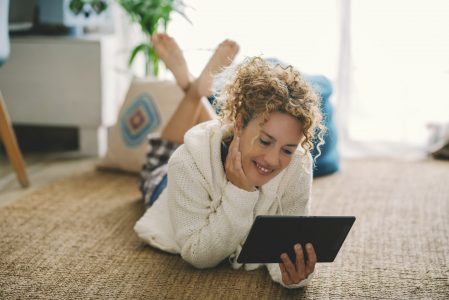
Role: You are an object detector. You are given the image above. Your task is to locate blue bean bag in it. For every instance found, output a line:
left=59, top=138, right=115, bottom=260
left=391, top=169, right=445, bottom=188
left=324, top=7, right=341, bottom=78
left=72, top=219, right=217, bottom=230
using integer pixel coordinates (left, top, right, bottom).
left=302, top=74, right=340, bottom=177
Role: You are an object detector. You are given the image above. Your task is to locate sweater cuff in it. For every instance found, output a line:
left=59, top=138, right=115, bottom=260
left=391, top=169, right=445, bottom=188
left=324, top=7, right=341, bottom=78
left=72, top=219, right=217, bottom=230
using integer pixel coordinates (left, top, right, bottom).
left=267, top=263, right=314, bottom=289
left=282, top=272, right=314, bottom=289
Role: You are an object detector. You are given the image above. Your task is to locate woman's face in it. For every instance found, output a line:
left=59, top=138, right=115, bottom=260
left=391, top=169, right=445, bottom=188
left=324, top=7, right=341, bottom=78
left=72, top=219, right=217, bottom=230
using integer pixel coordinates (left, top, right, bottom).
left=237, top=112, right=304, bottom=187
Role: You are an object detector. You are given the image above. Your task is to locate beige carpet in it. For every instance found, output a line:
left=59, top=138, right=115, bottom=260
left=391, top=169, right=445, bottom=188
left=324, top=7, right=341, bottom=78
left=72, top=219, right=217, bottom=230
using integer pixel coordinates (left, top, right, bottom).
left=0, top=159, right=448, bottom=299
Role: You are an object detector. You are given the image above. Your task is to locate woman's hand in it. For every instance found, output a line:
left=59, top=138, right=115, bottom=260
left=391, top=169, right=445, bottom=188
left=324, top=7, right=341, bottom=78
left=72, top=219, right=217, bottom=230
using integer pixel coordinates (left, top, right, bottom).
left=225, top=135, right=256, bottom=192
left=279, top=243, right=317, bottom=285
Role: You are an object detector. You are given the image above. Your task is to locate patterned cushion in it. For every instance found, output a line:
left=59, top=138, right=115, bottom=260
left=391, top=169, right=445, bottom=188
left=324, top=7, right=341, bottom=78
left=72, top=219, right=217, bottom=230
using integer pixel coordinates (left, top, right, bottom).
left=120, top=94, right=161, bottom=147
left=97, top=78, right=183, bottom=173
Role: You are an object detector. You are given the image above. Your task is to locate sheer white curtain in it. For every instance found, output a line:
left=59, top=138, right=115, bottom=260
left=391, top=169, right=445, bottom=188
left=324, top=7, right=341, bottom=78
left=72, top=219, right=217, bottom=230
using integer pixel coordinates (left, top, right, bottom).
left=118, top=0, right=449, bottom=158
left=337, top=0, right=449, bottom=158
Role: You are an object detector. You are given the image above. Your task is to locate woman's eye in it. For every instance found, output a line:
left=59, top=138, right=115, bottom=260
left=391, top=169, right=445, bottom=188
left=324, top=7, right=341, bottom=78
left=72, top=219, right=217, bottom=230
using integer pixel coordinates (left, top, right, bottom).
left=259, top=138, right=270, bottom=146
left=283, top=149, right=293, bottom=156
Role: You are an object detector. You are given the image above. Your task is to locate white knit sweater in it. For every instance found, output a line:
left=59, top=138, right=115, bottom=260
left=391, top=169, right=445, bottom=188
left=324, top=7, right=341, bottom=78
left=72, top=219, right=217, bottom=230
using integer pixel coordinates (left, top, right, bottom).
left=134, top=119, right=314, bottom=288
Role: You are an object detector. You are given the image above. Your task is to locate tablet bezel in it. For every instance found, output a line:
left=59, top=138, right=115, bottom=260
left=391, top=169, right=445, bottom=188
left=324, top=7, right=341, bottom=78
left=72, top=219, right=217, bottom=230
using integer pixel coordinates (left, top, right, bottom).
left=236, top=215, right=355, bottom=264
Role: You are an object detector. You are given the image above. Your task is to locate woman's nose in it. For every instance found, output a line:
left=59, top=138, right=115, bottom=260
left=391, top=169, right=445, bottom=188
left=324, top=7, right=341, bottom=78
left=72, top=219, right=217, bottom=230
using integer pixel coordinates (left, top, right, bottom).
left=263, top=148, right=280, bottom=169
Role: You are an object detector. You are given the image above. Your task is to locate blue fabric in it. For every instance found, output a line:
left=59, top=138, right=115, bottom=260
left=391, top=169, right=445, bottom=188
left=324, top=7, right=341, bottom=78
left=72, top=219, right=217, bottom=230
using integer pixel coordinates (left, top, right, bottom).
left=302, top=74, right=340, bottom=177
left=149, top=174, right=168, bottom=206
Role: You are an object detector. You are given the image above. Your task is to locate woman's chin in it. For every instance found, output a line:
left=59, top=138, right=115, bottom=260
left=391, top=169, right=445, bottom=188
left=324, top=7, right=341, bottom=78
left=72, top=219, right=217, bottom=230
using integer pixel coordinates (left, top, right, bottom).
left=248, top=173, right=274, bottom=188
left=244, top=163, right=276, bottom=188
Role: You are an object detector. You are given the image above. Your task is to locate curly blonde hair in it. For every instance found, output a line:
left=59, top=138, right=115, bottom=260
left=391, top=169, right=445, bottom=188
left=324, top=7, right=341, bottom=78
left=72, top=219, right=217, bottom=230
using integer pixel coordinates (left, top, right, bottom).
left=215, top=57, right=326, bottom=159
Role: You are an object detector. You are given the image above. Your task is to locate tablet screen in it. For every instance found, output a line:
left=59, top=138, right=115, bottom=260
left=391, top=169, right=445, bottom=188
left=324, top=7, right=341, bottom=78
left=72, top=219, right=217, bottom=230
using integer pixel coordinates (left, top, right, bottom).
left=237, top=216, right=355, bottom=264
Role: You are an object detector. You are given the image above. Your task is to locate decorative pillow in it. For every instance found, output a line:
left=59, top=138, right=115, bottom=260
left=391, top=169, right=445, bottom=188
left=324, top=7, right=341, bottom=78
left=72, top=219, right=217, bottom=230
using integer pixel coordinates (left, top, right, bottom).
left=97, top=78, right=184, bottom=173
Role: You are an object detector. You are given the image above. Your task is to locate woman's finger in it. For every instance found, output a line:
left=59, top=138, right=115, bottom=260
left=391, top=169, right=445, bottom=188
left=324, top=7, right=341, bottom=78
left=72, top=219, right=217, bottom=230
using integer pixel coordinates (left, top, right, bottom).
left=225, top=135, right=254, bottom=191
left=231, top=136, right=239, bottom=153
left=279, top=263, right=292, bottom=285
left=280, top=253, right=296, bottom=278
left=232, top=139, right=245, bottom=177
left=305, top=243, right=317, bottom=275
left=294, top=244, right=306, bottom=280
left=235, top=151, right=245, bottom=175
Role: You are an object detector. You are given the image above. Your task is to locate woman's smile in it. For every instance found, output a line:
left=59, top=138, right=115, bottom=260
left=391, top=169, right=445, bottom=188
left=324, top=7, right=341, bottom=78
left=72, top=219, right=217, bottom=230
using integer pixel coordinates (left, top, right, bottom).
left=253, top=160, right=274, bottom=175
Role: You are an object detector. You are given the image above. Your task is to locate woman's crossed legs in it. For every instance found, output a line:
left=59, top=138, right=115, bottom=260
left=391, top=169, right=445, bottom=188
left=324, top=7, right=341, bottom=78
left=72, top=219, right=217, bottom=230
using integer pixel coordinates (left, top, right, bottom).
left=151, top=33, right=239, bottom=144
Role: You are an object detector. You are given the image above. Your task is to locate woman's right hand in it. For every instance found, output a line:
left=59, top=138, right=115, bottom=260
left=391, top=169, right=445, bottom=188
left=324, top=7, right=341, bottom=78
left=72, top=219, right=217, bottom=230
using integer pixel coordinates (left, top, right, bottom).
left=279, top=243, right=317, bottom=286
left=225, top=135, right=256, bottom=192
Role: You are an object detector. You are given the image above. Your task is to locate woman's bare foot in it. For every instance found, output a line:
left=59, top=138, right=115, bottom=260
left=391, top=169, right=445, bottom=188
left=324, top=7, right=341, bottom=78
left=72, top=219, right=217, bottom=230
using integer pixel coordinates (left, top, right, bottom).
left=151, top=33, right=190, bottom=91
left=196, top=39, right=240, bottom=97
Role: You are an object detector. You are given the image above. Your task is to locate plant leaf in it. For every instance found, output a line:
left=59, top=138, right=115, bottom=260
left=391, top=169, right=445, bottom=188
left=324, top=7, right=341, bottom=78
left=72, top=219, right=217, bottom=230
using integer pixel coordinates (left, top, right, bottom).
left=118, top=0, right=194, bottom=77
left=149, top=46, right=159, bottom=76
left=172, top=7, right=192, bottom=24
left=128, top=42, right=151, bottom=66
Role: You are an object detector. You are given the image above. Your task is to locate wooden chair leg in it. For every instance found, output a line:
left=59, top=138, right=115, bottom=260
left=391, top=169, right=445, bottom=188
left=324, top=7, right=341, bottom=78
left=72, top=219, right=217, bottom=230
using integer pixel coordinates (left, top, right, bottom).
left=0, top=91, right=30, bottom=187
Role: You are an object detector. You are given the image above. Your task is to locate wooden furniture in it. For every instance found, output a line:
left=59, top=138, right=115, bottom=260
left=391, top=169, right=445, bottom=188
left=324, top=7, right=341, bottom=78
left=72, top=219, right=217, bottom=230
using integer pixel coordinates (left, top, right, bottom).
left=0, top=91, right=29, bottom=187
left=0, top=0, right=29, bottom=187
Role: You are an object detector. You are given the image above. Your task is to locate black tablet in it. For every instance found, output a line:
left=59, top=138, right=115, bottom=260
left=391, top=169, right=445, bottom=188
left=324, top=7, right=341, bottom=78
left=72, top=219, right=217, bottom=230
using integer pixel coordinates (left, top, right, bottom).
left=237, top=215, right=355, bottom=264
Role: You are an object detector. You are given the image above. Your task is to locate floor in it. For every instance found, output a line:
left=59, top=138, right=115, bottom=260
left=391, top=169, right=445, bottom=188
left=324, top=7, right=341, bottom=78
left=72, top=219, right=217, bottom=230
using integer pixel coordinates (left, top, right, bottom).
left=0, top=152, right=99, bottom=208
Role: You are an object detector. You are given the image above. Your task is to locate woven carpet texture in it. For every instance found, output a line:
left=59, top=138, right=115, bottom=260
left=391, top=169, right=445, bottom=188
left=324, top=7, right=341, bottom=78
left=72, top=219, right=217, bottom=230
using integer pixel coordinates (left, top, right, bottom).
left=0, top=159, right=448, bottom=299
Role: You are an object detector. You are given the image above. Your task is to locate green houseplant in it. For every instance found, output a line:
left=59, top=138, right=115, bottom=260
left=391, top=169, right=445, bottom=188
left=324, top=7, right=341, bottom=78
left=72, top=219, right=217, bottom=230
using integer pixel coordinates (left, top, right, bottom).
left=117, top=0, right=190, bottom=77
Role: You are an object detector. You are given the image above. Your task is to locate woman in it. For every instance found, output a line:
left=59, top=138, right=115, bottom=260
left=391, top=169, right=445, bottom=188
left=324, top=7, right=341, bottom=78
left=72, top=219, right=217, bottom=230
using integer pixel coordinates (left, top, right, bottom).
left=135, top=33, right=325, bottom=288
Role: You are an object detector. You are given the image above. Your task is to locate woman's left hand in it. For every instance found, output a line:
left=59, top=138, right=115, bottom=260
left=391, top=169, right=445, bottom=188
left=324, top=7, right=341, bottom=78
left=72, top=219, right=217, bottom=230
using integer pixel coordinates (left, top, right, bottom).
left=279, top=243, right=317, bottom=285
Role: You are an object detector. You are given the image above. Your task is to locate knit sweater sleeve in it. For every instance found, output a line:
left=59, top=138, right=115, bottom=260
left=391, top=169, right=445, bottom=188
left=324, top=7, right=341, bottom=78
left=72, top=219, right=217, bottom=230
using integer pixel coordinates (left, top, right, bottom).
left=266, top=152, right=315, bottom=289
left=166, top=154, right=259, bottom=269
